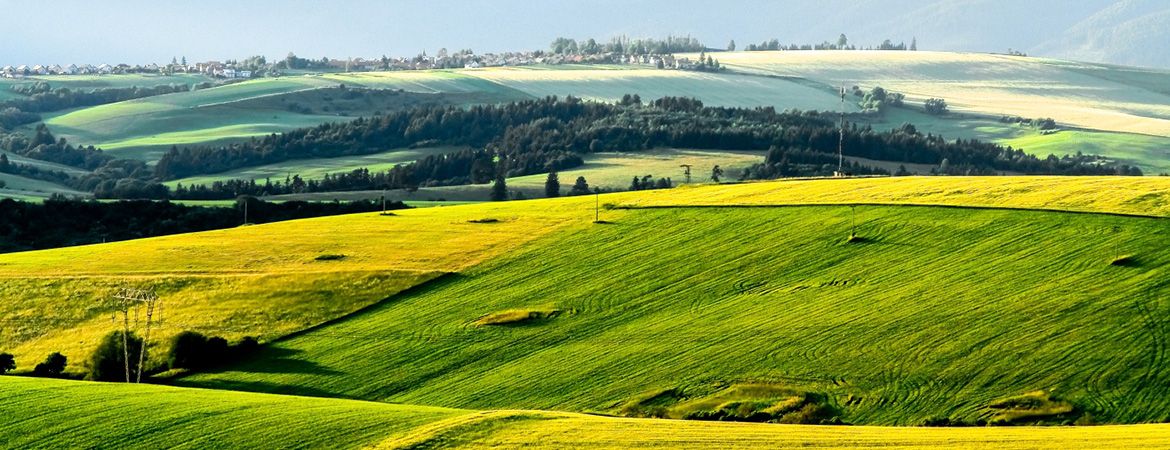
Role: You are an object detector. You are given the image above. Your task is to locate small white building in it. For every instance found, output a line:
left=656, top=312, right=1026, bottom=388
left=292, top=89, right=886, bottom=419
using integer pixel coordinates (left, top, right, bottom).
left=64, top=64, right=77, bottom=75
left=31, top=65, right=47, bottom=75
left=97, top=64, right=112, bottom=74
left=464, top=61, right=480, bottom=69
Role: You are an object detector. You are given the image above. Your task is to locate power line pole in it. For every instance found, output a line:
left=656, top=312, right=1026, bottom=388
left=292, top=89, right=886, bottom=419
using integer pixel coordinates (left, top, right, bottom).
left=839, top=86, right=846, bottom=176
left=595, top=192, right=600, bottom=223
left=680, top=164, right=692, bottom=184
left=111, top=287, right=160, bottom=383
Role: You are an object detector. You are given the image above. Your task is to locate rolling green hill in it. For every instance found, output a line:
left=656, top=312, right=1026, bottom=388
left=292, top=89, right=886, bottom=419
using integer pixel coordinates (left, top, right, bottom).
left=0, top=377, right=463, bottom=450
left=7, top=377, right=1170, bottom=450
left=169, top=180, right=1170, bottom=425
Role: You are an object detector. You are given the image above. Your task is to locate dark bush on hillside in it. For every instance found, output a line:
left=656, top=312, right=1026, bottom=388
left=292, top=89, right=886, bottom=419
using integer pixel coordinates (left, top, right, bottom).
left=0, top=353, right=14, bottom=374
left=924, top=98, right=948, bottom=115
left=778, top=403, right=839, bottom=424
left=32, top=352, right=67, bottom=377
left=87, top=330, right=143, bottom=382
left=167, top=331, right=260, bottom=371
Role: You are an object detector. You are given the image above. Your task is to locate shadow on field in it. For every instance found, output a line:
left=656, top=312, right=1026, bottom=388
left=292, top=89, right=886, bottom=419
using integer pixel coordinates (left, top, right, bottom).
left=173, top=379, right=353, bottom=399
left=198, top=347, right=343, bottom=376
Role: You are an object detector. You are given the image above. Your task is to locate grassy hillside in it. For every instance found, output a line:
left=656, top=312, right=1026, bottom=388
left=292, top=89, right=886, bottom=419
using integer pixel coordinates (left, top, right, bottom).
left=0, top=197, right=582, bottom=371
left=0, top=377, right=463, bottom=450
left=375, top=411, right=1170, bottom=450
left=175, top=200, right=1170, bottom=425
left=7, top=377, right=1169, bottom=450
left=164, top=146, right=463, bottom=188
left=714, top=51, right=1170, bottom=138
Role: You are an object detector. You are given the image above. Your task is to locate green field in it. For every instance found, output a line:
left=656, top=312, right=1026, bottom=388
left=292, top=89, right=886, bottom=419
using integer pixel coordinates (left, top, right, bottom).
left=178, top=202, right=1170, bottom=425
left=5, top=177, right=1170, bottom=447
left=9, top=377, right=1170, bottom=450
left=165, top=146, right=464, bottom=188
left=0, top=377, right=463, bottom=450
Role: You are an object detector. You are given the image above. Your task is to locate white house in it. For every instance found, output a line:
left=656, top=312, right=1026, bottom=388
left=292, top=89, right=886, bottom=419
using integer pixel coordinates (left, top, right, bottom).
left=97, top=64, right=112, bottom=74
left=15, top=65, right=29, bottom=75
left=464, top=61, right=480, bottom=69
left=31, top=65, right=47, bottom=75
left=238, top=70, right=252, bottom=78
left=64, top=64, right=77, bottom=75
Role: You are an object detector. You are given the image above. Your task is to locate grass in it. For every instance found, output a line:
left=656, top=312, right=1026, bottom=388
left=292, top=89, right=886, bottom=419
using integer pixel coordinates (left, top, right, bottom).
left=174, top=185, right=1170, bottom=424
left=7, top=377, right=1170, bottom=450
left=999, top=129, right=1170, bottom=174
left=164, top=146, right=464, bottom=188
left=464, top=67, right=855, bottom=112
left=0, top=377, right=464, bottom=450
left=380, top=411, right=1170, bottom=450
left=712, top=50, right=1170, bottom=138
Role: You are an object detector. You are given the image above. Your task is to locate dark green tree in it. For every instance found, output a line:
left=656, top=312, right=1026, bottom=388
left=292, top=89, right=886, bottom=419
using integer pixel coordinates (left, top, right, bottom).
left=33, top=352, right=67, bottom=376
left=544, top=171, right=560, bottom=198
left=837, top=34, right=848, bottom=48
left=0, top=353, right=14, bottom=374
left=711, top=165, right=724, bottom=183
left=727, top=40, right=736, bottom=51
left=87, top=330, right=143, bottom=382
left=168, top=331, right=210, bottom=370
left=569, top=176, right=591, bottom=196
left=490, top=174, right=508, bottom=201
left=924, top=98, right=948, bottom=115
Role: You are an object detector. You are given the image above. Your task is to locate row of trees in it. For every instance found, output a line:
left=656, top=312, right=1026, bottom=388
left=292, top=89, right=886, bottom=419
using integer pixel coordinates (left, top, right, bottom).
left=549, top=36, right=706, bottom=56
left=137, top=95, right=1135, bottom=200
left=0, top=330, right=259, bottom=382
left=0, top=196, right=405, bottom=253
left=741, top=35, right=917, bottom=52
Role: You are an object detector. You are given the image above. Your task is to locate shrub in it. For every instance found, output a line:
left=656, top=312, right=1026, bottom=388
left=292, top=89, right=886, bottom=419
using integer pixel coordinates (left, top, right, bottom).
left=0, top=353, right=14, bottom=374
left=778, top=403, right=834, bottom=424
left=168, top=331, right=210, bottom=370
left=167, top=331, right=261, bottom=371
left=924, top=98, right=948, bottom=115
left=87, top=330, right=143, bottom=382
left=33, top=352, right=67, bottom=377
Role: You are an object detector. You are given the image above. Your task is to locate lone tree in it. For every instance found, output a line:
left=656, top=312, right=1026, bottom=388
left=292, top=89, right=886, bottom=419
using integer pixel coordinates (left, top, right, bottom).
left=490, top=174, right=508, bottom=201
left=545, top=171, right=560, bottom=198
left=924, top=98, right=948, bottom=115
left=838, top=34, right=848, bottom=48
left=569, top=176, right=591, bottom=196
left=711, top=165, right=725, bottom=183
left=0, top=353, right=14, bottom=374
left=33, top=352, right=67, bottom=377
left=727, top=40, right=736, bottom=51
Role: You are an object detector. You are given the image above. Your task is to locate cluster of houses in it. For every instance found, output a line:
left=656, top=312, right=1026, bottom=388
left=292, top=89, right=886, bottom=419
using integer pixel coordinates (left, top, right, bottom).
left=0, top=63, right=170, bottom=78
left=0, top=49, right=699, bottom=80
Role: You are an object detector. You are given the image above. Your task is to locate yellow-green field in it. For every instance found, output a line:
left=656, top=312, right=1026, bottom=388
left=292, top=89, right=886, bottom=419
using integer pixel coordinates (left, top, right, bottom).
left=5, top=176, right=1170, bottom=446
left=164, top=146, right=464, bottom=188
left=713, top=51, right=1170, bottom=138
left=7, top=377, right=1170, bottom=450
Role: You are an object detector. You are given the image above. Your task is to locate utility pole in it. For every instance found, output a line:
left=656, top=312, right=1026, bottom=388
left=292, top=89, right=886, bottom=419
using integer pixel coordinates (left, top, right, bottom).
left=680, top=164, right=693, bottom=184
left=110, top=288, right=160, bottom=383
left=382, top=189, right=387, bottom=215
left=839, top=86, right=846, bottom=176
left=851, top=205, right=857, bottom=237
left=243, top=201, right=249, bottom=225
left=595, top=192, right=600, bottom=223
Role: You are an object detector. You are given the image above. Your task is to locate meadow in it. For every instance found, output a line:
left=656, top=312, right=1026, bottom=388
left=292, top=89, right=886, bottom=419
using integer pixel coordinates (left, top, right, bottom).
left=175, top=202, right=1170, bottom=425
left=164, top=146, right=463, bottom=188
left=0, top=377, right=463, bottom=449
left=711, top=51, right=1170, bottom=138
left=8, top=377, right=1170, bottom=450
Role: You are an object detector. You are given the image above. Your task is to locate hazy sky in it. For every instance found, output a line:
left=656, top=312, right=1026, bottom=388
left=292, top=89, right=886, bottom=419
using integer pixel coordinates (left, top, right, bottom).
left=0, top=0, right=1149, bottom=67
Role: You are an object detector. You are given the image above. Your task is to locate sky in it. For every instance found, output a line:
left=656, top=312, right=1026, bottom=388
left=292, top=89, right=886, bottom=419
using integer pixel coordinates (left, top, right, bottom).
left=0, top=0, right=1157, bottom=67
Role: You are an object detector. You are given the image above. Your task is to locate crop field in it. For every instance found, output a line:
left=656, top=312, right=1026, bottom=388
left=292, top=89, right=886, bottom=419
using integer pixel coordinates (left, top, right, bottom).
left=463, top=67, right=854, bottom=112
left=0, top=172, right=85, bottom=198
left=712, top=51, right=1170, bottom=139
left=165, top=146, right=464, bottom=188
left=0, top=377, right=464, bottom=450
left=175, top=200, right=1170, bottom=425
left=9, top=378, right=1170, bottom=450
left=0, top=196, right=589, bottom=369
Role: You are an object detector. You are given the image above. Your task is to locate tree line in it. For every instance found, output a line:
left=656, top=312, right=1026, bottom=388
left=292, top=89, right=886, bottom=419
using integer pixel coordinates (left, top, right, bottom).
left=1, top=95, right=1139, bottom=201
left=0, top=195, right=406, bottom=253
left=0, top=83, right=199, bottom=131
left=549, top=35, right=706, bottom=56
